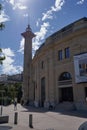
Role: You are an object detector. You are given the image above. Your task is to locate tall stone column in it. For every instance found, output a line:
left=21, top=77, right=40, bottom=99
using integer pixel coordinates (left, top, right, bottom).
left=21, top=25, right=35, bottom=103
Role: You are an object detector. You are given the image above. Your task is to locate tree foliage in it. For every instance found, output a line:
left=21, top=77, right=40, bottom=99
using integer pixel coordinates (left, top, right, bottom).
left=0, top=83, right=22, bottom=105
left=0, top=23, right=5, bottom=30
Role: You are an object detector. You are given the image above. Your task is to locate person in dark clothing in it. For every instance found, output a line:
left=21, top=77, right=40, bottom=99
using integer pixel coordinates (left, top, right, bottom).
left=14, top=98, right=17, bottom=110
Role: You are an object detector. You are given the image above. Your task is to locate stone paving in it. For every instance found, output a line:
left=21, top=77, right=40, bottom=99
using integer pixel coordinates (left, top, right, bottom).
left=0, top=104, right=87, bottom=130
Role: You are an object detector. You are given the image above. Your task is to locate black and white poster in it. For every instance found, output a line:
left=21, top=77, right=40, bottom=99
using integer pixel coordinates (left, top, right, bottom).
left=74, top=53, right=87, bottom=83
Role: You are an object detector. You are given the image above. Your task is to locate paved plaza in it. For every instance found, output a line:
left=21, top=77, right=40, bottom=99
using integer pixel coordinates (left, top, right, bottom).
left=0, top=104, right=87, bottom=130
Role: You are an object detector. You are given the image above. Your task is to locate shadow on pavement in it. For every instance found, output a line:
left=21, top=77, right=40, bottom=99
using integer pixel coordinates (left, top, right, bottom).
left=22, top=105, right=87, bottom=118
left=53, top=109, right=87, bottom=118
left=0, top=126, right=12, bottom=130
left=21, top=106, right=48, bottom=113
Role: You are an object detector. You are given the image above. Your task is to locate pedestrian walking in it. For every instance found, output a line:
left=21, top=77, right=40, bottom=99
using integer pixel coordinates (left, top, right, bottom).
left=14, top=98, right=17, bottom=111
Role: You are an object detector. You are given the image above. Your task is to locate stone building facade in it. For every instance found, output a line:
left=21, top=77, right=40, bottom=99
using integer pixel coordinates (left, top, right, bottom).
left=22, top=17, right=87, bottom=110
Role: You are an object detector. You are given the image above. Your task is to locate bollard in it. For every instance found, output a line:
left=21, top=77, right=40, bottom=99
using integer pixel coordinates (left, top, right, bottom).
left=14, top=112, right=18, bottom=124
left=1, top=106, right=2, bottom=115
left=29, top=114, right=33, bottom=128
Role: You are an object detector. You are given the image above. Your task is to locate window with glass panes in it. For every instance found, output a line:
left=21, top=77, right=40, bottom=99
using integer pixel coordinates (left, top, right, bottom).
left=65, top=47, right=70, bottom=58
left=58, top=50, right=62, bottom=60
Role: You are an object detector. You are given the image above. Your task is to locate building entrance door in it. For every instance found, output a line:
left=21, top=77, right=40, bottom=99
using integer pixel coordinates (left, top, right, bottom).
left=58, top=72, right=73, bottom=102
left=59, top=87, right=73, bottom=102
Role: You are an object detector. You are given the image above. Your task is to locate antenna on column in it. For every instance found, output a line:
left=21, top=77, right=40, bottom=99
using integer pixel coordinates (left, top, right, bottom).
left=26, top=10, right=32, bottom=32
left=28, top=9, right=30, bottom=26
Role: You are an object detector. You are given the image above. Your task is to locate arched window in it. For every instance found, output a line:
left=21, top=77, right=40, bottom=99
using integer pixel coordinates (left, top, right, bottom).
left=59, top=72, right=72, bottom=81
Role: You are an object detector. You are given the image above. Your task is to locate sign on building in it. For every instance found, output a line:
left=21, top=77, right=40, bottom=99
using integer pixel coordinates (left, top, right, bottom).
left=74, top=53, right=87, bottom=83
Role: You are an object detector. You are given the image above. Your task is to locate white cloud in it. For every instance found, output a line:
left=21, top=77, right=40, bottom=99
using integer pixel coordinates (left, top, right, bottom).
left=36, top=18, right=41, bottom=27
left=38, top=22, right=50, bottom=40
left=5, top=0, right=27, bottom=10
left=42, top=0, right=65, bottom=21
left=1, top=48, right=23, bottom=74
left=23, top=13, right=28, bottom=17
left=33, top=0, right=65, bottom=53
left=3, top=48, right=15, bottom=57
left=42, top=10, right=53, bottom=21
left=33, top=22, right=50, bottom=52
left=18, top=38, right=24, bottom=54
left=13, top=3, right=27, bottom=10
left=77, top=0, right=85, bottom=4
left=18, top=22, right=50, bottom=56
left=19, top=0, right=65, bottom=56
left=9, top=0, right=14, bottom=5
left=0, top=10, right=10, bottom=22
left=52, top=0, right=65, bottom=11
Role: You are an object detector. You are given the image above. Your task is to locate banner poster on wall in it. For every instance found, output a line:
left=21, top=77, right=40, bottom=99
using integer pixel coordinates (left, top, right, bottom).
left=74, top=53, right=87, bottom=83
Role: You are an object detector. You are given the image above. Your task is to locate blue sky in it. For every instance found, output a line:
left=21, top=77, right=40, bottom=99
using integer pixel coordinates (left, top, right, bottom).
left=0, top=0, right=87, bottom=75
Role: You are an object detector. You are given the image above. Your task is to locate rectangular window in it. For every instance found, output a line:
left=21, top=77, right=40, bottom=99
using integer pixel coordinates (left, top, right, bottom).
left=41, top=61, right=44, bottom=69
left=65, top=47, right=70, bottom=58
left=58, top=50, right=62, bottom=60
